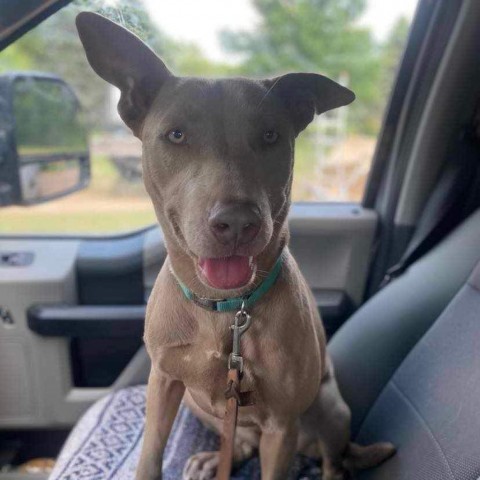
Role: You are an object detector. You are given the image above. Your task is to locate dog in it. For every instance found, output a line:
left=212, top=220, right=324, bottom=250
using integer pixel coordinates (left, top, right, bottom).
left=76, top=12, right=395, bottom=480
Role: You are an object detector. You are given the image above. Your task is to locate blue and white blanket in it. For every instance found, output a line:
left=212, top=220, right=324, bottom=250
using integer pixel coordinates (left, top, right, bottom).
left=49, top=386, right=321, bottom=479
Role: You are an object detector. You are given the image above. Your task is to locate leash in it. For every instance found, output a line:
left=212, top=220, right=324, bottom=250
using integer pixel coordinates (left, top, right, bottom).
left=216, top=302, right=254, bottom=480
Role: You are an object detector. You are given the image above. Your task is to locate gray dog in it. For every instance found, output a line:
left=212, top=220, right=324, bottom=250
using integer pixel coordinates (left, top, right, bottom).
left=76, top=12, right=395, bottom=480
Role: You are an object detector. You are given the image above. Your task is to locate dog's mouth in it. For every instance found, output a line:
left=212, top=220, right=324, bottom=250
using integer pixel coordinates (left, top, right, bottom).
left=198, top=256, right=256, bottom=290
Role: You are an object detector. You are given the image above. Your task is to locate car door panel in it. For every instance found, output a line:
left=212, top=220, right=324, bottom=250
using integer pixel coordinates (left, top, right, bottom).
left=0, top=237, right=150, bottom=428
left=0, top=239, right=79, bottom=427
left=288, top=204, right=377, bottom=307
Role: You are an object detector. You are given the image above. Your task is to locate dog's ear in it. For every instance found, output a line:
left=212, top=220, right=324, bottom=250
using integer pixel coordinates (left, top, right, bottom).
left=76, top=12, right=172, bottom=137
left=263, top=73, right=355, bottom=136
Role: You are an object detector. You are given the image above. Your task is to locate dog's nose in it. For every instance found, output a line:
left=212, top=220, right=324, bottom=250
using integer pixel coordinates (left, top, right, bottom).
left=209, top=202, right=261, bottom=246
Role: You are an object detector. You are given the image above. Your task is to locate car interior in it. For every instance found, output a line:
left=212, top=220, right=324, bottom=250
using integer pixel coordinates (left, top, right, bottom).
left=1, top=0, right=480, bottom=478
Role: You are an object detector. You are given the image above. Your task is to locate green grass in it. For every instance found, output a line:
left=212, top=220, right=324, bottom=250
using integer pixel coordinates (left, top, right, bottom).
left=18, top=145, right=87, bottom=155
left=0, top=209, right=156, bottom=234
left=0, top=154, right=157, bottom=235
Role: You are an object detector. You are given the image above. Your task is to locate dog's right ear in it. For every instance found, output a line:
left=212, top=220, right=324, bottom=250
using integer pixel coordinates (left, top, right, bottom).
left=263, top=73, right=355, bottom=136
left=76, top=12, right=172, bottom=137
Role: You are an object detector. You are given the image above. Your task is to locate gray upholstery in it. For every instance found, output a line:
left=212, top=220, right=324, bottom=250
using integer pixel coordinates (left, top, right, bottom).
left=356, top=262, right=480, bottom=479
left=329, top=209, right=480, bottom=436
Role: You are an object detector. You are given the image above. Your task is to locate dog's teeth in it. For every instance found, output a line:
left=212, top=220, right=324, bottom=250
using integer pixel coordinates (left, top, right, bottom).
left=249, top=256, right=254, bottom=267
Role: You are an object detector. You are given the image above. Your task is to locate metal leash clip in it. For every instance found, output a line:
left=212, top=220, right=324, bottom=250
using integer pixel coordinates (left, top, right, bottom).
left=228, top=301, right=252, bottom=373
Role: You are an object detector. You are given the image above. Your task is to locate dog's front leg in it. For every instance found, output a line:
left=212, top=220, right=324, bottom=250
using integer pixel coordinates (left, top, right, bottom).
left=136, top=368, right=185, bottom=480
left=259, top=422, right=298, bottom=480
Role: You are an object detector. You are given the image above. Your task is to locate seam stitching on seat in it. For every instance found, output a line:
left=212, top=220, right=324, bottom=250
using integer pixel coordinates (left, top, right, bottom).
left=391, top=380, right=456, bottom=480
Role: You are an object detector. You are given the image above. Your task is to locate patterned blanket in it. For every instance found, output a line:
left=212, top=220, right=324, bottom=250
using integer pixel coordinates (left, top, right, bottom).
left=49, top=386, right=321, bottom=479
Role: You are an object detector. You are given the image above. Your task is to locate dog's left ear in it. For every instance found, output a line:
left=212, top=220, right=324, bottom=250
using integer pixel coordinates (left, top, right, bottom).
left=263, top=73, right=355, bottom=136
left=76, top=11, right=173, bottom=137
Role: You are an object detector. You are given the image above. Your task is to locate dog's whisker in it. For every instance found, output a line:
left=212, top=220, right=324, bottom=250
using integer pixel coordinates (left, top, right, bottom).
left=255, top=269, right=271, bottom=275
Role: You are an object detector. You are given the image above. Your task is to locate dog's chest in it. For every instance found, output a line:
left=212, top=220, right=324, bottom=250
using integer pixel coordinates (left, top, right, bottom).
left=156, top=311, right=322, bottom=423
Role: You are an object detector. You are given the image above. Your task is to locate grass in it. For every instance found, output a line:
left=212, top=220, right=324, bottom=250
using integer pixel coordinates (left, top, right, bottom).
left=0, top=155, right=157, bottom=235
left=0, top=209, right=156, bottom=234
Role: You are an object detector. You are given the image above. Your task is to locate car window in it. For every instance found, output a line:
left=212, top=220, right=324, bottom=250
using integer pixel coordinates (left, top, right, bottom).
left=0, top=0, right=418, bottom=234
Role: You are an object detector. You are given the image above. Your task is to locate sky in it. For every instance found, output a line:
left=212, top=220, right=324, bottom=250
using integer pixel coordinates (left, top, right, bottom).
left=143, top=0, right=419, bottom=62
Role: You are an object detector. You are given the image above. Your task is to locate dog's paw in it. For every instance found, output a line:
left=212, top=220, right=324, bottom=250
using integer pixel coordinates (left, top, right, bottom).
left=182, top=451, right=219, bottom=480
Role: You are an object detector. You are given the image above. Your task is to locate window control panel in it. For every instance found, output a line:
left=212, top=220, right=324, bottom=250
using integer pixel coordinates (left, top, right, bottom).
left=0, top=251, right=34, bottom=267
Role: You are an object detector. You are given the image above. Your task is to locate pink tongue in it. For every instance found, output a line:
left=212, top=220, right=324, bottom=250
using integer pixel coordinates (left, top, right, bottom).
left=199, top=256, right=253, bottom=289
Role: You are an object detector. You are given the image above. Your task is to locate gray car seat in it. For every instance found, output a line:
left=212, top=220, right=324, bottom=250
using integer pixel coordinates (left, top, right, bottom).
left=330, top=208, right=480, bottom=479
left=49, top=209, right=480, bottom=479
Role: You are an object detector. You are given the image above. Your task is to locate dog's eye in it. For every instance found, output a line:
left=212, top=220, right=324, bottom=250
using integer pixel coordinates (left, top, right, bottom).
left=263, top=130, right=279, bottom=145
left=167, top=129, right=186, bottom=144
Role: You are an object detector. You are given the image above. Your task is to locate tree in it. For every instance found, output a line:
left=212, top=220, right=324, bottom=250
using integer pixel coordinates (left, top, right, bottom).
left=380, top=16, right=410, bottom=99
left=0, top=0, right=231, bottom=131
left=220, top=0, right=382, bottom=133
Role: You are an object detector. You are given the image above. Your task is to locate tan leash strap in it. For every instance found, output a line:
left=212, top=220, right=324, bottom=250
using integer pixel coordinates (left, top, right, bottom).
left=216, top=369, right=241, bottom=480
left=216, top=303, right=255, bottom=480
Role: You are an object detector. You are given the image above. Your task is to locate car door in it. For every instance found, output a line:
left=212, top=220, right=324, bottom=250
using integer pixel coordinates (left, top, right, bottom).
left=0, top=0, right=433, bottom=431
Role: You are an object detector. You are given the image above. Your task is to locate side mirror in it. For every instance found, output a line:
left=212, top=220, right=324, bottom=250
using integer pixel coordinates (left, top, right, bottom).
left=0, top=73, right=90, bottom=206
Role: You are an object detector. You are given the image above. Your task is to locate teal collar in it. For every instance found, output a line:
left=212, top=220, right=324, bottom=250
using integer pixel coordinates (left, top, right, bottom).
left=173, top=253, right=284, bottom=312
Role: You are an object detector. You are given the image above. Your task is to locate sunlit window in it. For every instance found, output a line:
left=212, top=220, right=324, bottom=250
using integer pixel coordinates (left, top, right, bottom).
left=0, top=0, right=417, bottom=234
